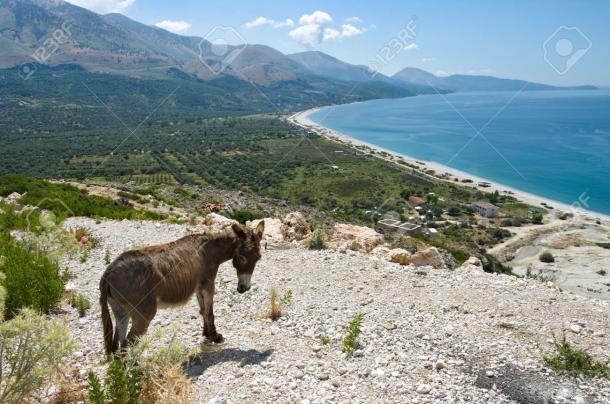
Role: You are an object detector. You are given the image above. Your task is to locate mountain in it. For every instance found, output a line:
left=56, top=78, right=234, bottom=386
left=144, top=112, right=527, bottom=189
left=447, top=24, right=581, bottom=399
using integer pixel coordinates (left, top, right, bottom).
left=392, top=67, right=597, bottom=92
left=288, top=51, right=391, bottom=83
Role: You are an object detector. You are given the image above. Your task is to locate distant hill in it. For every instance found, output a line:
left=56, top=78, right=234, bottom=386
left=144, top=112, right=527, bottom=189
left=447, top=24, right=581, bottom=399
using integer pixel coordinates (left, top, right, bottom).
left=0, top=0, right=596, bottom=119
left=392, top=67, right=598, bottom=92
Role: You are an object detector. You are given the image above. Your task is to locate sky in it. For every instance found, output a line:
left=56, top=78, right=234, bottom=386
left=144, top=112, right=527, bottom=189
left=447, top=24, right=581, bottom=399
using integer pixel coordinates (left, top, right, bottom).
left=65, top=0, right=610, bottom=86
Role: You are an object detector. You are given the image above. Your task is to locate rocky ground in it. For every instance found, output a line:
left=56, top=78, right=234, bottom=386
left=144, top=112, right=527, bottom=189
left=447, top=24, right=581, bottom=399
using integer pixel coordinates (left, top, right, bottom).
left=58, top=217, right=610, bottom=403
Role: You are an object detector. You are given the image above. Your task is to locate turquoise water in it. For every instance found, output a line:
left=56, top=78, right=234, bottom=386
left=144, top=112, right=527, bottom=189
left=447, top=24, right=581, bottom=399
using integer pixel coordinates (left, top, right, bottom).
left=309, top=90, right=610, bottom=216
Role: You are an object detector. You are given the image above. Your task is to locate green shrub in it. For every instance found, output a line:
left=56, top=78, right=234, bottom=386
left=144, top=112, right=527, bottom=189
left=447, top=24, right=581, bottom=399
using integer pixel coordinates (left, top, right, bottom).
left=320, top=335, right=331, bottom=345
left=343, top=313, right=364, bottom=356
left=0, top=233, right=67, bottom=318
left=228, top=209, right=262, bottom=224
left=539, top=251, right=555, bottom=263
left=104, top=249, right=112, bottom=265
left=281, top=289, right=293, bottom=306
left=70, top=293, right=91, bottom=317
left=305, top=229, right=326, bottom=250
left=0, top=309, right=75, bottom=403
left=543, top=334, right=610, bottom=377
left=88, top=361, right=142, bottom=404
left=0, top=176, right=165, bottom=222
left=531, top=213, right=544, bottom=224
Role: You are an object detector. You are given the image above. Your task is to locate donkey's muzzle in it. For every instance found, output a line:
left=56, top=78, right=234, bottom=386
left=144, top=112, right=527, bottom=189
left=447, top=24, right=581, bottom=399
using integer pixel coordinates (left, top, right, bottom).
left=237, top=284, right=250, bottom=294
left=237, top=274, right=252, bottom=294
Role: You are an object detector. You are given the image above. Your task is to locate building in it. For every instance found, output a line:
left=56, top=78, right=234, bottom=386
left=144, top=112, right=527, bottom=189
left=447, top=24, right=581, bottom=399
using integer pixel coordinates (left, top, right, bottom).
left=470, top=202, right=500, bottom=218
left=378, top=218, right=422, bottom=235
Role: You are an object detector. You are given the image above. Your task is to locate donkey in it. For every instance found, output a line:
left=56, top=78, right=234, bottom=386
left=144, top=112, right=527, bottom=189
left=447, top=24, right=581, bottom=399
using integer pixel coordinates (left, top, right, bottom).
left=99, top=222, right=264, bottom=356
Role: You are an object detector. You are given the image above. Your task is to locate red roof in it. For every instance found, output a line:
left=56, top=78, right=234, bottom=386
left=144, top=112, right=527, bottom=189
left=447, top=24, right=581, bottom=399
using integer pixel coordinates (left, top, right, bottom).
left=408, top=196, right=426, bottom=205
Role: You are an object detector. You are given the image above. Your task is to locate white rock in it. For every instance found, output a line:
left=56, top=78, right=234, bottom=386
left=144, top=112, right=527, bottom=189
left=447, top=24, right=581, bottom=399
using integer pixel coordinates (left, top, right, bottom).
left=416, top=384, right=432, bottom=394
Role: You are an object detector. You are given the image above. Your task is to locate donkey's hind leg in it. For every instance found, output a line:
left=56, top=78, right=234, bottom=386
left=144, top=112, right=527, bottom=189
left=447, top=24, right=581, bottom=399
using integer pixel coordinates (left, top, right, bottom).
left=125, top=298, right=157, bottom=347
left=109, top=300, right=130, bottom=352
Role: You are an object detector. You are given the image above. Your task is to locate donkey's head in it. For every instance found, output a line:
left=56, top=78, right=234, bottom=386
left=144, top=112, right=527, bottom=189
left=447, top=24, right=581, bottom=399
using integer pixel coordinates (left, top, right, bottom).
left=231, top=222, right=265, bottom=293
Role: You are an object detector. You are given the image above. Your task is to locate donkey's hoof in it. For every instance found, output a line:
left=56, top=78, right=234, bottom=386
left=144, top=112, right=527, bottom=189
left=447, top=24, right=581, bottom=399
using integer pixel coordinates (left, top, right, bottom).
left=206, top=333, right=224, bottom=343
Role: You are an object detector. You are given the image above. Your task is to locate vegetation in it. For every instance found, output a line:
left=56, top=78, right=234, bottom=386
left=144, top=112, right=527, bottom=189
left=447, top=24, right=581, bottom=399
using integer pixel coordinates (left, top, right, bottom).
left=596, top=243, right=610, bottom=250
left=0, top=309, right=75, bottom=403
left=228, top=209, right=262, bottom=224
left=266, top=287, right=282, bottom=320
left=543, top=334, right=610, bottom=378
left=88, top=361, right=142, bottom=404
left=539, top=251, right=555, bottom=263
left=0, top=232, right=67, bottom=318
left=305, top=229, right=327, bottom=250
left=281, top=289, right=293, bottom=306
left=342, top=313, right=364, bottom=357
left=70, top=293, right=92, bottom=317
left=89, top=327, right=196, bottom=403
left=0, top=176, right=165, bottom=222
left=320, top=335, right=332, bottom=345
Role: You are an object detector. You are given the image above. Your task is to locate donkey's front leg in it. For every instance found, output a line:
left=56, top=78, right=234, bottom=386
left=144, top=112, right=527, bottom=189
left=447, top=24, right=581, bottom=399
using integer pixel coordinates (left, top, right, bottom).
left=197, top=281, right=224, bottom=343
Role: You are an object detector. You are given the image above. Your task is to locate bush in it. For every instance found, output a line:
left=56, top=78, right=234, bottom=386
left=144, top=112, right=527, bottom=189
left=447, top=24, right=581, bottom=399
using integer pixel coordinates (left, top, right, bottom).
left=539, top=251, right=555, bottom=263
left=228, top=209, right=262, bottom=224
left=265, top=287, right=282, bottom=320
left=0, top=233, right=67, bottom=318
left=88, top=361, right=142, bottom=404
left=0, top=309, right=75, bottom=403
left=70, top=293, right=91, bottom=317
left=319, top=335, right=331, bottom=345
left=305, top=229, right=326, bottom=250
left=343, top=313, right=364, bottom=356
left=531, top=213, right=544, bottom=224
left=543, top=334, right=610, bottom=377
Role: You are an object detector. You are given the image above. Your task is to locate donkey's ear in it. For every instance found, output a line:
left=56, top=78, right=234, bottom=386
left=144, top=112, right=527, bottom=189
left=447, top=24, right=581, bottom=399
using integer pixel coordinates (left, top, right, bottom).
left=232, top=223, right=247, bottom=239
left=255, top=220, right=265, bottom=239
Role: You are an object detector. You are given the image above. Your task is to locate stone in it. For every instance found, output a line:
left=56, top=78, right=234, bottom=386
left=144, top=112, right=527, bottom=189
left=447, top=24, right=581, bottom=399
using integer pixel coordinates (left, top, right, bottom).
left=570, top=324, right=582, bottom=334
left=383, top=322, right=397, bottom=330
left=329, top=223, right=384, bottom=254
left=281, top=212, right=311, bottom=242
left=408, top=247, right=446, bottom=269
left=416, top=384, right=432, bottom=394
left=435, top=360, right=447, bottom=370
left=371, top=245, right=391, bottom=259
left=200, top=213, right=238, bottom=232
left=388, top=248, right=412, bottom=265
left=457, top=256, right=484, bottom=271
left=247, top=217, right=283, bottom=244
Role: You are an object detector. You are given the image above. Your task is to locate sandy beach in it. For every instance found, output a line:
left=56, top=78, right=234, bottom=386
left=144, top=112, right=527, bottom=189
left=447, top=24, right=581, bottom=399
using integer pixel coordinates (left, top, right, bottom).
left=288, top=106, right=610, bottom=300
left=288, top=107, right=610, bottom=224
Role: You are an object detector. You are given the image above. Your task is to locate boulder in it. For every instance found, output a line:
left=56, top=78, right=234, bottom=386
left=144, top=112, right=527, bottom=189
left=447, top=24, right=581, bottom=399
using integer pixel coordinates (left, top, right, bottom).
left=371, top=245, right=391, bottom=259
left=247, top=218, right=283, bottom=244
left=388, top=248, right=412, bottom=265
left=457, top=256, right=483, bottom=272
left=200, top=213, right=238, bottom=233
left=5, top=192, right=21, bottom=203
left=408, top=247, right=446, bottom=269
left=330, top=224, right=384, bottom=254
left=281, top=212, right=310, bottom=242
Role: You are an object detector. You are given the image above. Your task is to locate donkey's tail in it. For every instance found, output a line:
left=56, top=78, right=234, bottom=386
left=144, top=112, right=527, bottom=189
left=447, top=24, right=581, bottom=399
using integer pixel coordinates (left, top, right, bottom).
left=99, top=274, right=114, bottom=357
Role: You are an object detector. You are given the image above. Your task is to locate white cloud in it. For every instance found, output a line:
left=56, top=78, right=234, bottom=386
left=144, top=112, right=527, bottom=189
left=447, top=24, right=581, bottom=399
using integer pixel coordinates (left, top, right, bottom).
left=64, top=0, right=135, bottom=14
left=290, top=11, right=367, bottom=46
left=435, top=70, right=450, bottom=77
left=298, top=11, right=333, bottom=25
left=290, top=24, right=324, bottom=47
left=404, top=43, right=418, bottom=50
left=339, top=23, right=365, bottom=38
left=467, top=68, right=496, bottom=75
left=154, top=20, right=192, bottom=34
left=245, top=16, right=294, bottom=29
left=421, top=57, right=435, bottom=63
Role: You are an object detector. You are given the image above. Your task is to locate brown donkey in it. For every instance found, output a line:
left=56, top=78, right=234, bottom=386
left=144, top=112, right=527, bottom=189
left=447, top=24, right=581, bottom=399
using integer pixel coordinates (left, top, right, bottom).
left=99, top=222, right=264, bottom=356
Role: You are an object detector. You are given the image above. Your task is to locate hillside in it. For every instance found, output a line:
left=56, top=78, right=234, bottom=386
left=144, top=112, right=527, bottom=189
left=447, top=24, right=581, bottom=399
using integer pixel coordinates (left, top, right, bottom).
left=5, top=207, right=610, bottom=402
left=392, top=67, right=598, bottom=92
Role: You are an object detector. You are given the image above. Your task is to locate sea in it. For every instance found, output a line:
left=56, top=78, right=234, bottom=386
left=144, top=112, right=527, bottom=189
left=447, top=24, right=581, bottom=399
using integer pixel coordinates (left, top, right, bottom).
left=308, top=90, right=610, bottom=216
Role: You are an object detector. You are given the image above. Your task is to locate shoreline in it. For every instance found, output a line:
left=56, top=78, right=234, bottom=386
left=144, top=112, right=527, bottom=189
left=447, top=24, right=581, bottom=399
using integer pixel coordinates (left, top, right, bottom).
left=288, top=106, right=610, bottom=224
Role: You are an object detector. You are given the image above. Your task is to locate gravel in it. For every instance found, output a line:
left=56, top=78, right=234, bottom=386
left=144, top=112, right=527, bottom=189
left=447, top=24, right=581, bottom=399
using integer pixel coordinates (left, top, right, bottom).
left=60, top=217, right=610, bottom=403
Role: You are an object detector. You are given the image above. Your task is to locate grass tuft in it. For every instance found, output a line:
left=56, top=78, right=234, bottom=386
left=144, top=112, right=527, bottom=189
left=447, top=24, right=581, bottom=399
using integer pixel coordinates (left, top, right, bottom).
left=342, top=313, right=364, bottom=356
left=543, top=334, right=610, bottom=378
